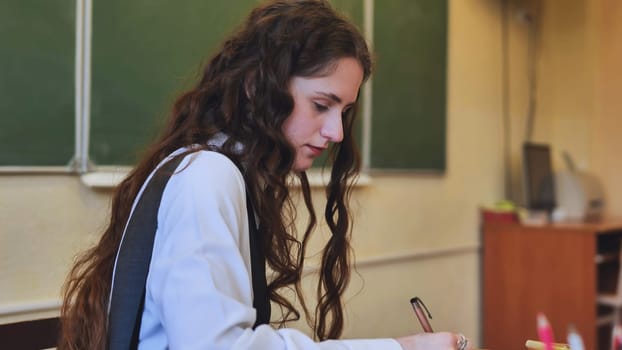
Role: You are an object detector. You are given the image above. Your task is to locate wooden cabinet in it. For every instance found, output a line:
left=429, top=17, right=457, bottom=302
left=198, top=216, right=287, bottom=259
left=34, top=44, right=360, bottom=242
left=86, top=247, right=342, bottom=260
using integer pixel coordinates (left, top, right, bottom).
left=482, top=221, right=622, bottom=350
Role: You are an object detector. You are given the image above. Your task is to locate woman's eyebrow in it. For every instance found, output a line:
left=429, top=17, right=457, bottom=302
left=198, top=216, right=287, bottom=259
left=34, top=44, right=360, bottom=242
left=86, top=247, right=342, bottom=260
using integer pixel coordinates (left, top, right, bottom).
left=315, top=91, right=356, bottom=106
left=315, top=91, right=342, bottom=104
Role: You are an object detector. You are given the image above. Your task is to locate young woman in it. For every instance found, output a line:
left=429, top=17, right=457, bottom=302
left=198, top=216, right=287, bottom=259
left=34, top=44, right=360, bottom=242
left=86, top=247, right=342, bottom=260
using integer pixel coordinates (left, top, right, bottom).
left=60, top=1, right=472, bottom=349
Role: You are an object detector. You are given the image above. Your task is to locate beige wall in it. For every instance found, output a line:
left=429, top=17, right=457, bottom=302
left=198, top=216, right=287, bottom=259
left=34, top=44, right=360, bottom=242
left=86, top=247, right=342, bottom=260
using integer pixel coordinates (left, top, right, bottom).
left=537, top=0, right=597, bottom=172
left=593, top=0, right=622, bottom=217
left=10, top=0, right=622, bottom=344
left=0, top=176, right=110, bottom=322
left=528, top=0, right=622, bottom=219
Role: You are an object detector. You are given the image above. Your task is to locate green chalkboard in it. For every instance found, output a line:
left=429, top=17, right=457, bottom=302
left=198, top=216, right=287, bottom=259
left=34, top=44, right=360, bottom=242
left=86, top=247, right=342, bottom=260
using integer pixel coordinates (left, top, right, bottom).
left=90, top=0, right=260, bottom=165
left=372, top=0, right=447, bottom=170
left=332, top=0, right=363, bottom=26
left=0, top=0, right=75, bottom=166
left=0, top=0, right=447, bottom=170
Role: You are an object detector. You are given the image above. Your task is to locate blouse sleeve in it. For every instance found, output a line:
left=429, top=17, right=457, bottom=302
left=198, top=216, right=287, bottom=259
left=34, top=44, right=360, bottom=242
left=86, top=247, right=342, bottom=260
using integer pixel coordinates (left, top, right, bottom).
left=143, top=151, right=402, bottom=350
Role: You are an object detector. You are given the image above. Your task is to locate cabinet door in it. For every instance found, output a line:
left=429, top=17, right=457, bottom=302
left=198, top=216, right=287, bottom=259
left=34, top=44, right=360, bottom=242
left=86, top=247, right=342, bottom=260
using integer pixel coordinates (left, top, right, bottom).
left=483, top=224, right=596, bottom=350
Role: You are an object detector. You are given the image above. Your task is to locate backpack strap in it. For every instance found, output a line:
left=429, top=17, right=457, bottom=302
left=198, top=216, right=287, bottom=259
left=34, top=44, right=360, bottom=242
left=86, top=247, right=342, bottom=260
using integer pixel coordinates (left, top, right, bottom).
left=245, top=188, right=271, bottom=327
left=107, top=153, right=270, bottom=350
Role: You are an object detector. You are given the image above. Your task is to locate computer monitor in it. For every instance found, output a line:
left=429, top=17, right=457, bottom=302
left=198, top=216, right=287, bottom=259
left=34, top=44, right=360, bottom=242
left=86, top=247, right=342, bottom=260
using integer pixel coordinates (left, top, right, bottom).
left=523, top=142, right=556, bottom=212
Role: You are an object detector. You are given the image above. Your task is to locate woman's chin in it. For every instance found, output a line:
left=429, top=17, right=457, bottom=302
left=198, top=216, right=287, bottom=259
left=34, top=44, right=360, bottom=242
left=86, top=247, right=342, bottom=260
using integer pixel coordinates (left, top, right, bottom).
left=292, top=160, right=314, bottom=172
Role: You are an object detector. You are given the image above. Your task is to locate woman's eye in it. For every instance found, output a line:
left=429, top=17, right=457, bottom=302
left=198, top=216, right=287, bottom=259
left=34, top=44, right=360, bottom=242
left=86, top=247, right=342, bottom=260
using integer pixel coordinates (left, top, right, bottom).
left=313, top=102, right=329, bottom=112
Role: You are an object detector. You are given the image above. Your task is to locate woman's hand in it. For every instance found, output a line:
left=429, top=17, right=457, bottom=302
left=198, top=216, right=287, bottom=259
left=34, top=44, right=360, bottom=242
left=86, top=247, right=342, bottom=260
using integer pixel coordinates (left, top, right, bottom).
left=395, top=332, right=473, bottom=350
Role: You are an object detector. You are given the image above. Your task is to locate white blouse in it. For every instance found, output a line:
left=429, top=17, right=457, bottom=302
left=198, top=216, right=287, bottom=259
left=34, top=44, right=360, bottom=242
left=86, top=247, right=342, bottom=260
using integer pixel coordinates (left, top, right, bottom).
left=116, top=148, right=400, bottom=350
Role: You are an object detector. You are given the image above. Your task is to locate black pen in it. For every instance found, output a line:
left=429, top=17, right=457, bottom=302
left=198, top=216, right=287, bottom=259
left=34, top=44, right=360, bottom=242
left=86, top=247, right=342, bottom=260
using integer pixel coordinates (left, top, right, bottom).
left=410, top=297, right=434, bottom=333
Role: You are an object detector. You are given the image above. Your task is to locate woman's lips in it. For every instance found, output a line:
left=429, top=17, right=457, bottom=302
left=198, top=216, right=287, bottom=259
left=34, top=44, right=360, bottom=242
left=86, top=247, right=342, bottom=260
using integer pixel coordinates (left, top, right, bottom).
left=307, top=145, right=325, bottom=157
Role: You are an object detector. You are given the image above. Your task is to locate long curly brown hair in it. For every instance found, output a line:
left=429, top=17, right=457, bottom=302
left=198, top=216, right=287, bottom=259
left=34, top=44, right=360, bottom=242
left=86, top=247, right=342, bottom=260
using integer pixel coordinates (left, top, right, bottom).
left=59, top=0, right=372, bottom=348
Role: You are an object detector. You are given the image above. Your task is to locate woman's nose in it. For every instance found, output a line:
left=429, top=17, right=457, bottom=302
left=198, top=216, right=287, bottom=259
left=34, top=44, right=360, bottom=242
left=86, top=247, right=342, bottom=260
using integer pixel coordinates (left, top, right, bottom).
left=320, top=112, right=344, bottom=143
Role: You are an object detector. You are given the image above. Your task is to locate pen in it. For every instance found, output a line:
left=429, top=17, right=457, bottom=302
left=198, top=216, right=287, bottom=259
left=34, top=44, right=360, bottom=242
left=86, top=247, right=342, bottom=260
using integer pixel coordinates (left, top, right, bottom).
left=566, top=325, right=584, bottom=350
left=410, top=297, right=434, bottom=333
left=525, top=340, right=569, bottom=350
left=537, top=313, right=555, bottom=350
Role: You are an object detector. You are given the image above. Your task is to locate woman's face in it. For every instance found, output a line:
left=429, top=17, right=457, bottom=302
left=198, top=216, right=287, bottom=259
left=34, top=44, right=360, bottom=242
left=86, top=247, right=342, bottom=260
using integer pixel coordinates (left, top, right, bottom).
left=282, top=57, right=364, bottom=172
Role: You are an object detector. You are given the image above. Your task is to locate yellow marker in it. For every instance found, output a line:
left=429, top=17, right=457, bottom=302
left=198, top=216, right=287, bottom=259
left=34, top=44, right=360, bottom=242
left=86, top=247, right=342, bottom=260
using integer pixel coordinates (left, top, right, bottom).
left=525, top=340, right=570, bottom=350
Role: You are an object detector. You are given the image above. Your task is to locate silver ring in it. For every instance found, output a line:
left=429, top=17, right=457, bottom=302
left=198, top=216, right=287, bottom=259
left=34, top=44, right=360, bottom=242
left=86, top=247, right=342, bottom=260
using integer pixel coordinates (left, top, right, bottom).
left=456, top=334, right=468, bottom=350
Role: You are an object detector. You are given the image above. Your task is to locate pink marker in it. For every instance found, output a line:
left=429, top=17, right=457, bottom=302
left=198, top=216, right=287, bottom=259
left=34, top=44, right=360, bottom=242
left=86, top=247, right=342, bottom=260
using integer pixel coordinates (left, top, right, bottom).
left=537, top=313, right=554, bottom=350
left=612, top=324, right=622, bottom=350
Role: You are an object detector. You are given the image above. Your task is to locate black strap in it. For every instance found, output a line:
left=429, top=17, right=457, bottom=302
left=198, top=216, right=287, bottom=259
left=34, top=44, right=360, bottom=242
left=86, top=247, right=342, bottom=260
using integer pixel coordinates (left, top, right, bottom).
left=246, top=190, right=271, bottom=326
left=107, top=153, right=270, bottom=350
